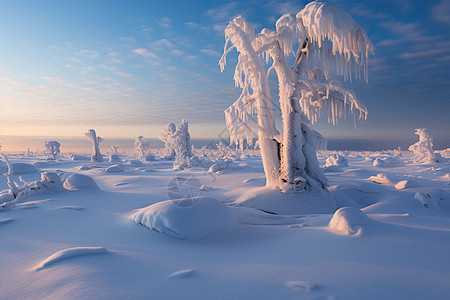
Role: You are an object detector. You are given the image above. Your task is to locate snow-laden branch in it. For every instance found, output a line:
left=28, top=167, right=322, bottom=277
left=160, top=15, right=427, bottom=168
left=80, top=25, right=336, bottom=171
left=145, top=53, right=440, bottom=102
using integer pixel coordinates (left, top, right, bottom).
left=296, top=1, right=374, bottom=82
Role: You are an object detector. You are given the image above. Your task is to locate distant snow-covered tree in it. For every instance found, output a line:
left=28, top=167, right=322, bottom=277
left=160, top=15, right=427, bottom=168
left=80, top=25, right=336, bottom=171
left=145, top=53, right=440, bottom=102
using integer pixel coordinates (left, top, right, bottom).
left=44, top=141, right=61, bottom=159
left=85, top=129, right=103, bottom=162
left=135, top=136, right=154, bottom=161
left=160, top=120, right=192, bottom=169
left=160, top=123, right=177, bottom=159
left=109, top=145, right=121, bottom=162
left=220, top=1, right=372, bottom=200
left=409, top=128, right=439, bottom=164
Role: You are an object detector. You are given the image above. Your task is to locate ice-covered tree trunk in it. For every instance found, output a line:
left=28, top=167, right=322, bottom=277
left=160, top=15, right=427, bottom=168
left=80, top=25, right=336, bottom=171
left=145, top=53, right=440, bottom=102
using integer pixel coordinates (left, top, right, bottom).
left=220, top=17, right=280, bottom=186
left=85, top=129, right=103, bottom=162
left=270, top=39, right=328, bottom=191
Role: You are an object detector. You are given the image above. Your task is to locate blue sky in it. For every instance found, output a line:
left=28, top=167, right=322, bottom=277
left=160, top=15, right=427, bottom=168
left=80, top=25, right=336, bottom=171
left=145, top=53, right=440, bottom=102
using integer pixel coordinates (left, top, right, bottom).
left=0, top=0, right=449, bottom=146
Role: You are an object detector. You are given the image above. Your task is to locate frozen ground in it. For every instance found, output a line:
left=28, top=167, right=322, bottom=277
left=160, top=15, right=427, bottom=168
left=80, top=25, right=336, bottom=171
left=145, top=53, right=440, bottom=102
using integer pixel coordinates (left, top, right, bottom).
left=1, top=150, right=450, bottom=299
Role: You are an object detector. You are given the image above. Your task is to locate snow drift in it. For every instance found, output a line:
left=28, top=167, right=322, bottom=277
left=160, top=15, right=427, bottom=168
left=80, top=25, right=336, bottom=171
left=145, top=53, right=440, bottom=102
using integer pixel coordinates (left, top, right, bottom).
left=131, top=196, right=235, bottom=239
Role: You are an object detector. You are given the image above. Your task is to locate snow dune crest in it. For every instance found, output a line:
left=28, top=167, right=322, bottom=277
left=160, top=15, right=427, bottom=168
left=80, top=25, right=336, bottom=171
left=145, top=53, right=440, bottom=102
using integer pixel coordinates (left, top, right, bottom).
left=32, top=247, right=109, bottom=271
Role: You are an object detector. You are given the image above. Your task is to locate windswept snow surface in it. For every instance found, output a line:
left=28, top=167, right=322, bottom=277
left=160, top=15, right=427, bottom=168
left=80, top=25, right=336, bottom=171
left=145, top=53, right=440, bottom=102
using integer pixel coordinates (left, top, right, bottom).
left=0, top=151, right=450, bottom=299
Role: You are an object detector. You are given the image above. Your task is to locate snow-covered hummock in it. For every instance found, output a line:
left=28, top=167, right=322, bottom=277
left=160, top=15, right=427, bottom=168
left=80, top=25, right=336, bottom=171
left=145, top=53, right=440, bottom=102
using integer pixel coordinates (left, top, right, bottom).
left=71, top=155, right=90, bottom=161
left=409, top=128, right=438, bottom=164
left=369, top=173, right=392, bottom=185
left=395, top=179, right=416, bottom=190
left=63, top=174, right=99, bottom=190
left=325, top=154, right=348, bottom=167
left=208, top=162, right=229, bottom=173
left=329, top=207, right=369, bottom=235
left=85, top=129, right=103, bottom=162
left=44, top=141, right=60, bottom=159
left=373, top=156, right=404, bottom=167
left=105, top=164, right=125, bottom=173
left=131, top=197, right=235, bottom=239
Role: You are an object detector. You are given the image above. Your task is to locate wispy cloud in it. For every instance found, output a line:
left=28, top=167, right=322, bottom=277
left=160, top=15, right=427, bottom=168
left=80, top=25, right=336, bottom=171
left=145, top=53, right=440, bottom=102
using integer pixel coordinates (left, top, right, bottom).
left=41, top=76, right=65, bottom=85
left=75, top=49, right=99, bottom=59
left=171, top=49, right=183, bottom=56
left=200, top=49, right=221, bottom=57
left=431, top=0, right=450, bottom=26
left=120, top=36, right=136, bottom=43
left=205, top=2, right=239, bottom=20
left=350, top=4, right=388, bottom=19
left=157, top=17, right=171, bottom=28
left=399, top=48, right=450, bottom=60
left=132, top=48, right=159, bottom=60
left=153, top=39, right=173, bottom=49
left=263, top=0, right=302, bottom=15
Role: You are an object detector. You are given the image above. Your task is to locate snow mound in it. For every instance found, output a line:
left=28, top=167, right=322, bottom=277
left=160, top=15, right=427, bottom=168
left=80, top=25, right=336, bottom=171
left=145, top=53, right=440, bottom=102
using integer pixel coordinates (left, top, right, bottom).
left=71, top=155, right=90, bottom=161
left=131, top=197, right=235, bottom=239
left=33, top=247, right=108, bottom=271
left=325, top=154, right=348, bottom=167
left=395, top=180, right=416, bottom=190
left=329, top=207, right=369, bottom=235
left=369, top=173, right=392, bottom=185
left=323, top=165, right=343, bottom=173
left=373, top=157, right=403, bottom=167
left=208, top=162, right=229, bottom=173
left=105, top=164, right=125, bottom=173
left=11, top=163, right=37, bottom=174
left=168, top=268, right=196, bottom=279
left=63, top=174, right=100, bottom=190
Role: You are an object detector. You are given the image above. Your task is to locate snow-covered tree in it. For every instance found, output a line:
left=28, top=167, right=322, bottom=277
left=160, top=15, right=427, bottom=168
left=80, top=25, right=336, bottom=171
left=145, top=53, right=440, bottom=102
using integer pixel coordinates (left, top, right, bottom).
left=160, top=123, right=177, bottom=159
left=409, top=128, right=438, bottom=164
left=134, top=136, right=154, bottom=161
left=0, top=152, right=19, bottom=199
left=159, top=120, right=192, bottom=169
left=109, top=145, right=121, bottom=162
left=220, top=1, right=372, bottom=196
left=85, top=129, right=103, bottom=162
left=44, top=141, right=61, bottom=159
